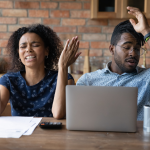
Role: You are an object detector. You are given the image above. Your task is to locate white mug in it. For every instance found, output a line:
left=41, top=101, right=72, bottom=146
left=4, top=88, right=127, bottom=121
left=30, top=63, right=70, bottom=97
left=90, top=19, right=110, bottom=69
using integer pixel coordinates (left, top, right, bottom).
left=143, top=105, right=150, bottom=132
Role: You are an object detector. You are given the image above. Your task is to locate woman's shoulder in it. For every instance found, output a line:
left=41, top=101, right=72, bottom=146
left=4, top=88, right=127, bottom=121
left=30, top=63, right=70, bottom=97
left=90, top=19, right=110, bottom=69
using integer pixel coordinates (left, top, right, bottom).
left=46, top=69, right=74, bottom=80
left=46, top=69, right=58, bottom=77
left=0, top=71, right=21, bottom=80
left=0, top=71, right=21, bottom=88
left=47, top=69, right=58, bottom=74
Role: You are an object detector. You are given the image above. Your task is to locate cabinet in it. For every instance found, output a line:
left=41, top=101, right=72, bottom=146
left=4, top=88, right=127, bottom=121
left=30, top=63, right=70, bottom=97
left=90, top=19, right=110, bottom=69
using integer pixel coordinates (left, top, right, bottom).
left=121, top=0, right=148, bottom=18
left=91, top=0, right=121, bottom=19
left=91, top=0, right=150, bottom=19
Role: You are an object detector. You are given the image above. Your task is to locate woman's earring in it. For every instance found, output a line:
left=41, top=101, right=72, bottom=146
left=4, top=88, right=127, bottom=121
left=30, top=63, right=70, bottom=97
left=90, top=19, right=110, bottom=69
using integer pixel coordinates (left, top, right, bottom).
left=18, top=58, right=21, bottom=62
left=46, top=55, right=48, bottom=59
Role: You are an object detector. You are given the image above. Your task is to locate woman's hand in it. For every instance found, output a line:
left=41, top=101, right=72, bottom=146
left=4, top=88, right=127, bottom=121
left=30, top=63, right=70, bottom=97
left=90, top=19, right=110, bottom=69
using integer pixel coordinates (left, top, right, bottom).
left=58, top=36, right=81, bottom=69
left=127, top=6, right=150, bottom=36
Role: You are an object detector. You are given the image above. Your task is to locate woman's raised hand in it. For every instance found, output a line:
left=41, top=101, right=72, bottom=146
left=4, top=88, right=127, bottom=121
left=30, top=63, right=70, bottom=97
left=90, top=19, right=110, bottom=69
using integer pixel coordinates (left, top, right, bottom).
left=58, top=36, right=81, bottom=69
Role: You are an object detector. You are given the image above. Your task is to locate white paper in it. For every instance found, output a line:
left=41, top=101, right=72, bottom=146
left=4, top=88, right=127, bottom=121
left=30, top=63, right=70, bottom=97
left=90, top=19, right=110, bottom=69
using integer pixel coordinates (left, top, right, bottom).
left=0, top=117, right=33, bottom=138
left=23, top=118, right=42, bottom=135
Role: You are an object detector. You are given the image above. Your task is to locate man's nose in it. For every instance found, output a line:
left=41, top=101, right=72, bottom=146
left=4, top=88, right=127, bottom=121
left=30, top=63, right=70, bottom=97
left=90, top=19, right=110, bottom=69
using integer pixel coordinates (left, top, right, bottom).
left=129, top=49, right=137, bottom=56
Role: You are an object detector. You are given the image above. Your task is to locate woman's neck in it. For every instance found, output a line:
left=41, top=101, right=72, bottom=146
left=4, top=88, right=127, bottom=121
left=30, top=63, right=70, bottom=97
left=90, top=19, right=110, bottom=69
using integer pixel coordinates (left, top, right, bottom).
left=22, top=67, right=46, bottom=86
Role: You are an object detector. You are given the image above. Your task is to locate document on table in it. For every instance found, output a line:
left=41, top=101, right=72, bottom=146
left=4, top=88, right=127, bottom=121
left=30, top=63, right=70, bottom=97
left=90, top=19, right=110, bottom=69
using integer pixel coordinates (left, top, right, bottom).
left=0, top=117, right=42, bottom=138
left=23, top=118, right=42, bottom=135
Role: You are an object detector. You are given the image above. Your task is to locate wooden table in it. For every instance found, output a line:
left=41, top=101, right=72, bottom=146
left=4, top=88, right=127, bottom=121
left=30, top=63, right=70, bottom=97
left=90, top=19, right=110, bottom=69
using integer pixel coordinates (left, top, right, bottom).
left=0, top=118, right=150, bottom=150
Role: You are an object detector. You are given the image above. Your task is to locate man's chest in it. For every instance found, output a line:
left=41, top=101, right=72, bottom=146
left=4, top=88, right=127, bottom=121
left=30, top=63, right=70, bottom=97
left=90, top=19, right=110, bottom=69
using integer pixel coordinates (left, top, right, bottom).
left=90, top=73, right=148, bottom=88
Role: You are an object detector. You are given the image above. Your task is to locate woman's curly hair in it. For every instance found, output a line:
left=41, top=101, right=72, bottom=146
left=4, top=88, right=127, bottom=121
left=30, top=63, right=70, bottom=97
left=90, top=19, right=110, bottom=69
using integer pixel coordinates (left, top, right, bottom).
left=7, top=24, right=63, bottom=72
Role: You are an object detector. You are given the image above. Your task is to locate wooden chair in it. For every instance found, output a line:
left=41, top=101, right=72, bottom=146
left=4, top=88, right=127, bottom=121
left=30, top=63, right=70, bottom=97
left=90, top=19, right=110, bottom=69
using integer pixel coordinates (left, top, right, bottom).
left=72, top=49, right=90, bottom=84
left=83, top=49, right=90, bottom=74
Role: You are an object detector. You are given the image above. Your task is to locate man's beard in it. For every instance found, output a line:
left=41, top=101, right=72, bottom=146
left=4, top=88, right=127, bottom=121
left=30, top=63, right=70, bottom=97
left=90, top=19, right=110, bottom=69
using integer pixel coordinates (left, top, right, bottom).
left=114, top=51, right=138, bottom=73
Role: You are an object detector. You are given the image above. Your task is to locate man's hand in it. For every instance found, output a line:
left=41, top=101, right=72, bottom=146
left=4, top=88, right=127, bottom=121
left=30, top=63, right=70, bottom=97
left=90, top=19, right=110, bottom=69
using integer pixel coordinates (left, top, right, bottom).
left=127, top=6, right=150, bottom=36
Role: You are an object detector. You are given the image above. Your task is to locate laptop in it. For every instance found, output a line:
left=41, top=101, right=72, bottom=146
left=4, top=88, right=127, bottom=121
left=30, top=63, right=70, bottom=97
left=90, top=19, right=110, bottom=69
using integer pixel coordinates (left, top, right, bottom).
left=66, top=85, right=138, bottom=132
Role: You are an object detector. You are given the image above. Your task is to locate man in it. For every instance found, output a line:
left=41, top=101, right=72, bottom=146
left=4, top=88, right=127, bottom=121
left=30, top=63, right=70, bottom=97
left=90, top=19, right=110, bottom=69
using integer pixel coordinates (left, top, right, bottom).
left=77, top=7, right=150, bottom=120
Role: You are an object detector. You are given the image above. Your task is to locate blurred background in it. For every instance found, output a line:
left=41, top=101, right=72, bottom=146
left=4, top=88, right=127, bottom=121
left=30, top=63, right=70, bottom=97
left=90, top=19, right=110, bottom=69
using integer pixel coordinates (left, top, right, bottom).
left=0, top=0, right=149, bottom=78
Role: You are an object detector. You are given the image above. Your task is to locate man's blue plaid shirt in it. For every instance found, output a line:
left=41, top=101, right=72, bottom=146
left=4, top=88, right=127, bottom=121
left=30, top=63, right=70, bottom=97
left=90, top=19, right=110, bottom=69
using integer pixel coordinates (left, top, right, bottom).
left=77, top=62, right=150, bottom=120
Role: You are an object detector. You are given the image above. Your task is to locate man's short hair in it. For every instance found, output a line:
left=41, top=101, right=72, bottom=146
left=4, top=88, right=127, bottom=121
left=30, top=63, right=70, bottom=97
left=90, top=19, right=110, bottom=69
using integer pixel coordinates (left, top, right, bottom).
left=111, top=20, right=144, bottom=46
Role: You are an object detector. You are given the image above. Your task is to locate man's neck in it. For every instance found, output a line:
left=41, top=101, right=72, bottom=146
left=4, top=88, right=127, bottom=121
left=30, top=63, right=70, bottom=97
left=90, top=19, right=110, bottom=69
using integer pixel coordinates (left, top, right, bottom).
left=109, top=61, right=137, bottom=75
left=109, top=62, right=124, bottom=75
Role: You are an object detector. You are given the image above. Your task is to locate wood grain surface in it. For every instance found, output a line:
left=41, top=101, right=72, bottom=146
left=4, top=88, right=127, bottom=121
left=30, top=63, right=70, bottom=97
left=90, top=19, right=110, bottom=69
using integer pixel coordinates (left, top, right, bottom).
left=0, top=118, right=150, bottom=150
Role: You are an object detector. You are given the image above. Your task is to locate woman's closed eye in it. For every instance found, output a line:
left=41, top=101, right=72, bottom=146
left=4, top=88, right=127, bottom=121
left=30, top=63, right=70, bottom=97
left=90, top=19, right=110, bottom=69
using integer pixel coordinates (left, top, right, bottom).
left=32, top=44, right=40, bottom=47
left=20, top=46, right=26, bottom=49
left=20, top=45, right=40, bottom=48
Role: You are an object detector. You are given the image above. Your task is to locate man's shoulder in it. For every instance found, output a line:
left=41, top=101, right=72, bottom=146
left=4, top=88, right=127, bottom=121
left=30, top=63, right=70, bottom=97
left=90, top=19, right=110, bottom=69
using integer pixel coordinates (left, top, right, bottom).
left=76, top=69, right=105, bottom=85
left=135, top=67, right=150, bottom=81
left=137, top=66, right=146, bottom=73
left=137, top=66, right=150, bottom=74
left=82, top=69, right=105, bottom=78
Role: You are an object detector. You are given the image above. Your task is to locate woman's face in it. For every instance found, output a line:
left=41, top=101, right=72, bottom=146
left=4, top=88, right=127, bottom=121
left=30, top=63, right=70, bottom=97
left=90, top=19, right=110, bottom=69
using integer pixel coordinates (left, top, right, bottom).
left=19, top=32, right=48, bottom=69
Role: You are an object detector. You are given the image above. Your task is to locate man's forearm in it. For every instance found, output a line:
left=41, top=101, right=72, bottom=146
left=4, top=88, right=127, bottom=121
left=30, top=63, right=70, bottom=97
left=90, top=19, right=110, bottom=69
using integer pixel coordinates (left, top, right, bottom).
left=142, top=28, right=150, bottom=48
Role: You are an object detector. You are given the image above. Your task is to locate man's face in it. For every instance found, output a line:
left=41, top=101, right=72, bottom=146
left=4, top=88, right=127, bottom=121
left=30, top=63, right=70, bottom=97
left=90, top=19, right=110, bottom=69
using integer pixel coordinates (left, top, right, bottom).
left=112, top=33, right=140, bottom=74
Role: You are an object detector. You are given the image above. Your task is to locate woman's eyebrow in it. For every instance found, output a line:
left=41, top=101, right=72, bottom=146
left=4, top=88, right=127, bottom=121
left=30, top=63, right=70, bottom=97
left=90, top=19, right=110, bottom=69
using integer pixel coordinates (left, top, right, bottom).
left=20, top=42, right=26, bottom=45
left=32, top=41, right=40, bottom=44
left=20, top=41, right=40, bottom=45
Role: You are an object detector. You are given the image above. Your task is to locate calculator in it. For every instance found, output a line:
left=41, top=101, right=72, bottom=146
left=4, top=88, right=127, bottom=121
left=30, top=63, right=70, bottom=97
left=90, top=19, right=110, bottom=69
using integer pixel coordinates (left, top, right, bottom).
left=39, top=122, right=62, bottom=129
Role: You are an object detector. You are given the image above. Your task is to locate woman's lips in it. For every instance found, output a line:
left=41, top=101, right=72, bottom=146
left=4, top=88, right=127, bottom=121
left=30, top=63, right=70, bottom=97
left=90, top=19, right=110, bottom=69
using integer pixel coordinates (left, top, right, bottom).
left=25, top=56, right=36, bottom=62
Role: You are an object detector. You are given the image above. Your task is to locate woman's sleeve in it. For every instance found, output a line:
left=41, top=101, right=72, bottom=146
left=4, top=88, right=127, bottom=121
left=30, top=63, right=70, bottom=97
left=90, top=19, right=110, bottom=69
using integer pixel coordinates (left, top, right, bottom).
left=0, top=74, right=10, bottom=90
left=67, top=73, right=74, bottom=81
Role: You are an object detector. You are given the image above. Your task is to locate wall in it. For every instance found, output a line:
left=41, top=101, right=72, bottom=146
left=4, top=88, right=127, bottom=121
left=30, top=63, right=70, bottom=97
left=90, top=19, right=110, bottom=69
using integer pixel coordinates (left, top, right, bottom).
left=0, top=0, right=149, bottom=72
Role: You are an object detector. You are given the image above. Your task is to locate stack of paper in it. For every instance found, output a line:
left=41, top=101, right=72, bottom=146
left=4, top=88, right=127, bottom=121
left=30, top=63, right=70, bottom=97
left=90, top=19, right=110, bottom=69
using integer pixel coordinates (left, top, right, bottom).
left=0, top=117, right=42, bottom=138
left=23, top=118, right=42, bottom=135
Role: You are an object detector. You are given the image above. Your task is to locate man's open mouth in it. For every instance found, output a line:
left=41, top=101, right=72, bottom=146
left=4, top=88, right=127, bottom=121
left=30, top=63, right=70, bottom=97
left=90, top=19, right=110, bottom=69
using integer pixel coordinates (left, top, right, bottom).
left=126, top=59, right=137, bottom=66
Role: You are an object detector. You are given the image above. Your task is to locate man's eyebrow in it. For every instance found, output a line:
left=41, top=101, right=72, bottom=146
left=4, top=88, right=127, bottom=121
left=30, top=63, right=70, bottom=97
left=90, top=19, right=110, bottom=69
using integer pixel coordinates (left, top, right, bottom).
left=122, top=41, right=133, bottom=45
left=122, top=41, right=141, bottom=46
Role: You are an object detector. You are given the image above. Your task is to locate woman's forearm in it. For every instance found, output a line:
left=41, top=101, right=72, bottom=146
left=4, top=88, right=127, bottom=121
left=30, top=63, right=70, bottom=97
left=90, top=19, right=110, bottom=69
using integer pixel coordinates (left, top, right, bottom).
left=0, top=85, right=10, bottom=116
left=52, top=66, right=68, bottom=119
left=52, top=36, right=79, bottom=119
left=0, top=99, right=1, bottom=115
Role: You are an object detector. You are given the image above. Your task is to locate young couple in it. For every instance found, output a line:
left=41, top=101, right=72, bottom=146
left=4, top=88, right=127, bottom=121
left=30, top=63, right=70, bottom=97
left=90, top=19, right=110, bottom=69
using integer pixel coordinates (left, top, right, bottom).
left=0, top=7, right=150, bottom=120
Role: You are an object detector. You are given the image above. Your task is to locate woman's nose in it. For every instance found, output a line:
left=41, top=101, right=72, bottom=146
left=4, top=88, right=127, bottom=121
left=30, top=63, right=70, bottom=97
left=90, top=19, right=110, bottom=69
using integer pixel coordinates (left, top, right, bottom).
left=26, top=45, right=32, bottom=52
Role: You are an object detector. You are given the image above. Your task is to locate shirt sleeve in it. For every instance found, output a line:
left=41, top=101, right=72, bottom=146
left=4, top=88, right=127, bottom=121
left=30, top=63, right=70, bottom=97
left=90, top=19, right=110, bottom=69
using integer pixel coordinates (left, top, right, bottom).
left=76, top=73, right=89, bottom=86
left=0, top=74, right=10, bottom=90
left=68, top=73, right=74, bottom=81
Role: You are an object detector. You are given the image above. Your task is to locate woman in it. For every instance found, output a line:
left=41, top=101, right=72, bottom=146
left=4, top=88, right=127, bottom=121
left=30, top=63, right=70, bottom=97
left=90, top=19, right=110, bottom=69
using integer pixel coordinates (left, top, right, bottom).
left=0, top=24, right=80, bottom=119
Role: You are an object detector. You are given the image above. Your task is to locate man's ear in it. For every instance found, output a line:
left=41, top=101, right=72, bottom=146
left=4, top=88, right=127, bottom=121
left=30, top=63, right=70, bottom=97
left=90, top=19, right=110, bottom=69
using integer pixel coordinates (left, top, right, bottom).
left=109, top=45, right=115, bottom=55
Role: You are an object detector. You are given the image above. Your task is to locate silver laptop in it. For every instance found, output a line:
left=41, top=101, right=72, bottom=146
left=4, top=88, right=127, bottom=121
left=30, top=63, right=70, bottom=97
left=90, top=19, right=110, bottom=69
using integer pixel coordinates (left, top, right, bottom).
left=66, top=85, right=137, bottom=132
